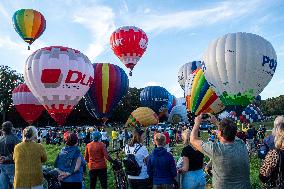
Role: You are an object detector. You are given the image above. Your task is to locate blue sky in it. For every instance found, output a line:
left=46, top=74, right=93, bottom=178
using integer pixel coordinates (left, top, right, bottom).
left=0, top=0, right=283, bottom=99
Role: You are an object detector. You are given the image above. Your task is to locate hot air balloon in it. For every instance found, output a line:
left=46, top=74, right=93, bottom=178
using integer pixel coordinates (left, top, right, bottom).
left=12, top=84, right=45, bottom=125
left=12, top=9, right=46, bottom=50
left=176, top=97, right=186, bottom=106
left=125, top=107, right=159, bottom=127
left=178, top=61, right=202, bottom=90
left=167, top=94, right=176, bottom=113
left=186, top=69, right=225, bottom=115
left=140, top=86, right=169, bottom=118
left=240, top=104, right=264, bottom=123
left=168, top=105, right=188, bottom=124
left=24, top=46, right=94, bottom=125
left=110, top=26, right=148, bottom=76
left=202, top=32, right=277, bottom=111
left=85, top=63, right=129, bottom=122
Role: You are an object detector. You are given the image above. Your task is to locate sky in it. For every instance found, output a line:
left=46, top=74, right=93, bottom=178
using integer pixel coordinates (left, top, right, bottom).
left=0, top=0, right=284, bottom=99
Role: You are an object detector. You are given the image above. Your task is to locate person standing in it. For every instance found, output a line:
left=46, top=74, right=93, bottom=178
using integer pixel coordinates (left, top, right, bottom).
left=118, top=130, right=124, bottom=149
left=13, top=126, right=47, bottom=189
left=100, top=128, right=109, bottom=148
left=190, top=114, right=251, bottom=189
left=0, top=121, right=20, bottom=189
left=112, top=128, right=118, bottom=149
left=84, top=131, right=114, bottom=189
left=147, top=133, right=177, bottom=189
left=178, top=129, right=205, bottom=189
left=124, top=128, right=150, bottom=189
left=55, top=132, right=85, bottom=189
left=259, top=122, right=284, bottom=187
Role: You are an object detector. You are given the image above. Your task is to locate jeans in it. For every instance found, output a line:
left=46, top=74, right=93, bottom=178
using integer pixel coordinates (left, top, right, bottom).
left=0, top=164, right=15, bottom=189
left=182, top=169, right=206, bottom=189
left=89, top=168, right=107, bottom=189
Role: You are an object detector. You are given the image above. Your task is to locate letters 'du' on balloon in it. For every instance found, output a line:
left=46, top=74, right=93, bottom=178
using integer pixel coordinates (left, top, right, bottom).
left=12, top=9, right=46, bottom=50
left=202, top=32, right=277, bottom=108
left=110, top=26, right=148, bottom=76
left=24, top=46, right=94, bottom=125
left=85, top=63, right=129, bottom=122
left=12, top=84, right=45, bottom=125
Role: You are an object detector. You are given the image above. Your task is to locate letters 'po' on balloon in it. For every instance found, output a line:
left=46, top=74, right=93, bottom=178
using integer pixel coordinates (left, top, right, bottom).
left=13, top=9, right=46, bottom=49
left=202, top=32, right=277, bottom=107
left=178, top=61, right=202, bottom=90
left=125, top=107, right=159, bottom=127
left=85, top=63, right=129, bottom=121
left=24, top=46, right=94, bottom=125
left=12, top=84, right=45, bottom=125
left=110, top=26, right=148, bottom=76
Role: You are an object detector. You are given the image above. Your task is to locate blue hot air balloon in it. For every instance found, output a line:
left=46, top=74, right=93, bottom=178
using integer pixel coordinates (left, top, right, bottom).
left=140, top=86, right=169, bottom=117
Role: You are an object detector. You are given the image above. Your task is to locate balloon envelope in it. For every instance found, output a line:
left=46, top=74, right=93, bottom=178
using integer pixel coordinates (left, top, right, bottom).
left=110, top=26, right=148, bottom=75
left=202, top=32, right=277, bottom=107
left=24, top=46, right=94, bottom=125
left=13, top=9, right=46, bottom=47
left=185, top=69, right=225, bottom=115
left=12, top=84, right=45, bottom=125
left=140, top=86, right=169, bottom=116
left=168, top=105, right=188, bottom=124
left=178, top=61, right=202, bottom=90
left=85, top=63, right=129, bottom=119
left=126, top=107, right=159, bottom=127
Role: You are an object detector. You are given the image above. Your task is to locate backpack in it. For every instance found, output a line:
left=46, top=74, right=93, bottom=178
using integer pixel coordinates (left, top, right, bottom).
left=123, top=144, right=142, bottom=176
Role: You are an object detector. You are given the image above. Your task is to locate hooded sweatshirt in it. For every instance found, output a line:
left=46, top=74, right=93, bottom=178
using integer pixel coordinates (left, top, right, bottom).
left=147, top=147, right=177, bottom=185
left=55, top=146, right=85, bottom=182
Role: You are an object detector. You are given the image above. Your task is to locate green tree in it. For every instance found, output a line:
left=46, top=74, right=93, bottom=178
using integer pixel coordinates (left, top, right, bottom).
left=111, top=87, right=143, bottom=124
left=0, top=65, right=24, bottom=122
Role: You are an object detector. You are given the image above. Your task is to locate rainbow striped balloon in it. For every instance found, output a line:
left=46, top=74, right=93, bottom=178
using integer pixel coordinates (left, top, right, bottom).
left=12, top=9, right=46, bottom=49
left=85, top=63, right=129, bottom=119
left=186, top=69, right=225, bottom=115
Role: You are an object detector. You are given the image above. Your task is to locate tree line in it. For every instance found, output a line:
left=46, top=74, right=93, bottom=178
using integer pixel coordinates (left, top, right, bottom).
left=0, top=65, right=282, bottom=128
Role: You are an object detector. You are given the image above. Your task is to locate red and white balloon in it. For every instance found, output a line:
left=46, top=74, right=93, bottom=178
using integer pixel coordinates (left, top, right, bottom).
left=24, top=46, right=94, bottom=125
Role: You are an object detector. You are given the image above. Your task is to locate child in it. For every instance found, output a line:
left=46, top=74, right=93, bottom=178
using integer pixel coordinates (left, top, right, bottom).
left=147, top=133, right=177, bottom=189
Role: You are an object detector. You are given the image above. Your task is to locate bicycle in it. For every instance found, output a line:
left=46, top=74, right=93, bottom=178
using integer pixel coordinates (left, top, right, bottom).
left=109, top=148, right=128, bottom=189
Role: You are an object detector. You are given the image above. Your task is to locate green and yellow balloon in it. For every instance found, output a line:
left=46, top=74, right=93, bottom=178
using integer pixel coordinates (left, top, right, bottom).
left=12, top=9, right=46, bottom=50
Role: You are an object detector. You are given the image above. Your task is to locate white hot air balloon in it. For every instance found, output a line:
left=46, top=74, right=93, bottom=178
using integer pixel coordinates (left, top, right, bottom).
left=176, top=97, right=186, bottom=106
left=168, top=105, right=188, bottom=124
left=202, top=32, right=277, bottom=107
left=24, top=46, right=94, bottom=125
left=178, top=61, right=202, bottom=90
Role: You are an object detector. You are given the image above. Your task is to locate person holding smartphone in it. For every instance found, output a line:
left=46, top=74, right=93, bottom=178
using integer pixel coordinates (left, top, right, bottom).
left=190, top=113, right=251, bottom=189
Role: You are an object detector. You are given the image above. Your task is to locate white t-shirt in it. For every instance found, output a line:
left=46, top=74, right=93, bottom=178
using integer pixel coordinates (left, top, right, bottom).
left=124, top=143, right=149, bottom=179
left=101, top=131, right=108, bottom=141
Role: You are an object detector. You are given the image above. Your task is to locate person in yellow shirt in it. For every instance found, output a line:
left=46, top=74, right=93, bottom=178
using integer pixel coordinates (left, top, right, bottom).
left=112, top=128, right=118, bottom=149
left=13, top=126, right=47, bottom=189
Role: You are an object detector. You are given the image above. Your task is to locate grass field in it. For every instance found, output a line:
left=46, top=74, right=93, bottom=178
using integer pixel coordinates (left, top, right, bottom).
left=43, top=124, right=271, bottom=189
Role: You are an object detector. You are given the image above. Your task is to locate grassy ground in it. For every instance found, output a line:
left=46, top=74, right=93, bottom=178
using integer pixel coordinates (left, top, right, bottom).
left=44, top=121, right=275, bottom=188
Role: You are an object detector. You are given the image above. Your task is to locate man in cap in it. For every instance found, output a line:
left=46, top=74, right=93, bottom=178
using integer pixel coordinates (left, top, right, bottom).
left=0, top=121, right=20, bottom=189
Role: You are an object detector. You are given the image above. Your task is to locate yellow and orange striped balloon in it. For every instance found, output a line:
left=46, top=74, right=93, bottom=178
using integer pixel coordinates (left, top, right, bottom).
left=13, top=9, right=46, bottom=49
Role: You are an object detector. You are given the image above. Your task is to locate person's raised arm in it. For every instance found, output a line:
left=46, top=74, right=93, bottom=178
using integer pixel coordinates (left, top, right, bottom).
left=190, top=115, right=203, bottom=152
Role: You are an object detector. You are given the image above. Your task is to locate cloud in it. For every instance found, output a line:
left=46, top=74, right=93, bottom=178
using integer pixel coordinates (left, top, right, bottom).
left=137, top=0, right=268, bottom=33
left=73, top=5, right=115, bottom=61
left=168, top=84, right=184, bottom=98
left=143, top=81, right=162, bottom=87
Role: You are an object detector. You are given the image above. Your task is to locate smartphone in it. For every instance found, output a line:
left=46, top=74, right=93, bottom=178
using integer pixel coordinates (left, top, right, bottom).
left=201, top=113, right=210, bottom=120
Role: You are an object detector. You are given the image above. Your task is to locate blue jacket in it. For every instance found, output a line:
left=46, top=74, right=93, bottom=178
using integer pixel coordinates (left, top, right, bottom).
left=147, top=147, right=177, bottom=185
left=55, top=146, right=86, bottom=182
